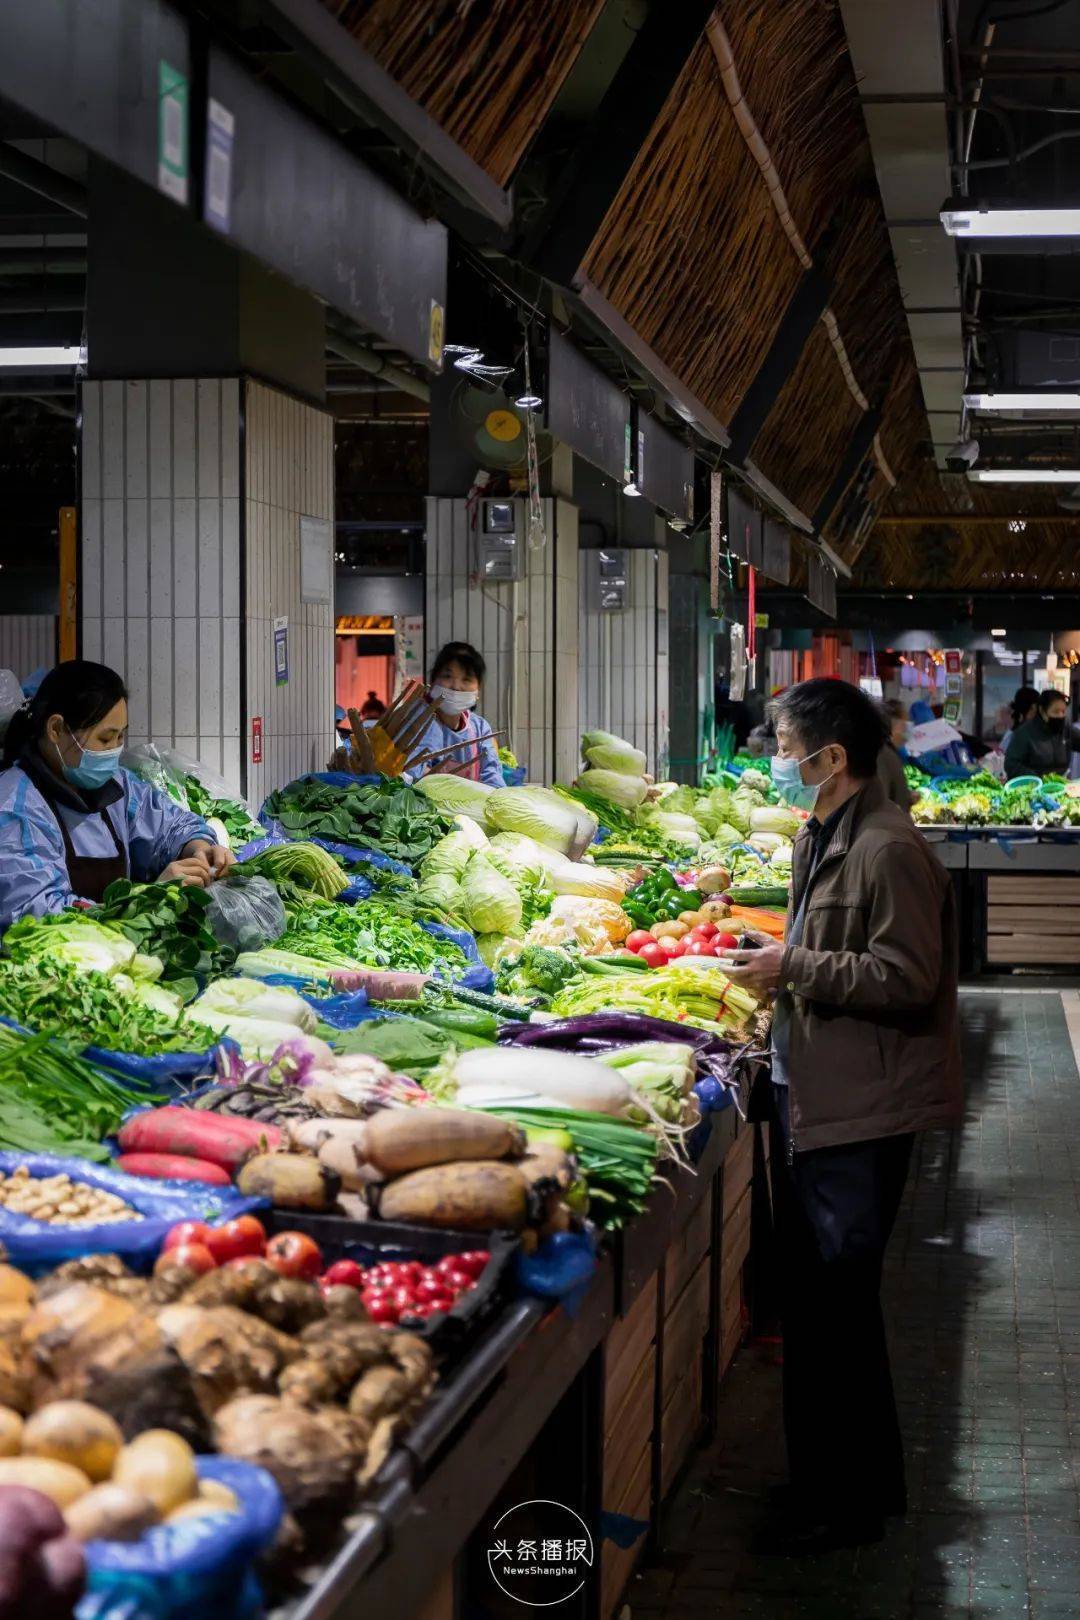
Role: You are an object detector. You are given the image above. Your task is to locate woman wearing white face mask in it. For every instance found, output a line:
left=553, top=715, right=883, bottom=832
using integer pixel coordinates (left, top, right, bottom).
left=409, top=642, right=503, bottom=787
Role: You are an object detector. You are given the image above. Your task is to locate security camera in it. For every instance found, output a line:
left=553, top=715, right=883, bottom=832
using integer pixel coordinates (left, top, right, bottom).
left=945, top=438, right=979, bottom=474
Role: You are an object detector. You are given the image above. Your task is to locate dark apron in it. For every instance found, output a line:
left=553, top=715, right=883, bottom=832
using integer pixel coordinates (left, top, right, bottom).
left=30, top=771, right=128, bottom=904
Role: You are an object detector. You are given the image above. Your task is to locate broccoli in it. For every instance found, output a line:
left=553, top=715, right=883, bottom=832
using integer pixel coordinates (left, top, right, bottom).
left=495, top=943, right=580, bottom=1000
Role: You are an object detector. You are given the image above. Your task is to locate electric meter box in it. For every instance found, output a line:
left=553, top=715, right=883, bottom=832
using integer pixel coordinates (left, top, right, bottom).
left=477, top=498, right=524, bottom=581
left=596, top=548, right=629, bottom=611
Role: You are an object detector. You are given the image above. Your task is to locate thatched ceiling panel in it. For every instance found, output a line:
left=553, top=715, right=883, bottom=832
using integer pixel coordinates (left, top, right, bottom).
left=751, top=324, right=863, bottom=517
left=323, top=0, right=604, bottom=187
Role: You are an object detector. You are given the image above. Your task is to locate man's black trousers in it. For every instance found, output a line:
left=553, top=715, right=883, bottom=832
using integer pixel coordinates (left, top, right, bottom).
left=769, top=1082, right=914, bottom=1521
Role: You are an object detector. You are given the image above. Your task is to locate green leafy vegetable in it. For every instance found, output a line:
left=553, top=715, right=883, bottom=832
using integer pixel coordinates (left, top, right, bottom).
left=262, top=776, right=453, bottom=864
left=238, top=841, right=348, bottom=900
left=95, top=879, right=231, bottom=985
left=0, top=959, right=212, bottom=1056
left=0, top=1023, right=165, bottom=1159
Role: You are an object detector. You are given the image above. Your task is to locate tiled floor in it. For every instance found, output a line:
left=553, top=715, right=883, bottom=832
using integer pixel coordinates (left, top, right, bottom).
left=626, top=990, right=1080, bottom=1619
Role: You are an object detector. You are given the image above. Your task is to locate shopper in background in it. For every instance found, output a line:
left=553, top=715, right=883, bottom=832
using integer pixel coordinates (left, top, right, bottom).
left=359, top=690, right=386, bottom=720
left=723, top=678, right=961, bottom=1554
left=0, top=660, right=233, bottom=933
left=407, top=642, right=503, bottom=787
left=876, top=699, right=915, bottom=809
left=999, top=685, right=1039, bottom=755
left=1004, top=688, right=1069, bottom=779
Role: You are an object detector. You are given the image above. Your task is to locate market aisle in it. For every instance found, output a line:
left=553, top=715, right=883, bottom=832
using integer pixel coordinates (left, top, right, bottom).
left=625, top=989, right=1080, bottom=1620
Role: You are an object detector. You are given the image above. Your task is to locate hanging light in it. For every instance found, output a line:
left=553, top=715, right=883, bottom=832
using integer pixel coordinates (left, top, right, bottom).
left=514, top=391, right=543, bottom=411
left=623, top=480, right=642, bottom=497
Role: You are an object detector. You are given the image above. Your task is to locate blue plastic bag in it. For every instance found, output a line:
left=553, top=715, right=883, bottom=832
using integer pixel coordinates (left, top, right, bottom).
left=339, top=874, right=375, bottom=902
left=79, top=1456, right=283, bottom=1620
left=422, top=920, right=495, bottom=994
left=86, top=1046, right=220, bottom=1090
left=0, top=1151, right=268, bottom=1274
left=502, top=765, right=527, bottom=788
left=515, top=1230, right=597, bottom=1301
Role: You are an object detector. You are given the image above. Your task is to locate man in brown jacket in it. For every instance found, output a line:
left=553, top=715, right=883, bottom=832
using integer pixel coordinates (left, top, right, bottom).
left=726, top=677, right=961, bottom=1553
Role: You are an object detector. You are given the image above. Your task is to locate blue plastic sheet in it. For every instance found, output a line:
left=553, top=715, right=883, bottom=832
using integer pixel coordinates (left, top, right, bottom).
left=86, top=1045, right=220, bottom=1089
left=0, top=1151, right=268, bottom=1274
left=340, top=874, right=375, bottom=902
left=501, top=765, right=527, bottom=788
left=80, top=1456, right=283, bottom=1620
left=422, top=919, right=495, bottom=994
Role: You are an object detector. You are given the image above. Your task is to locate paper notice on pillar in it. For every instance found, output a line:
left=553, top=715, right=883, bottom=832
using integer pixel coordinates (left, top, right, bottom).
left=157, top=62, right=189, bottom=206
left=396, top=615, right=424, bottom=685
left=907, top=718, right=961, bottom=757
left=205, top=99, right=235, bottom=233
left=729, top=621, right=747, bottom=701
left=273, top=617, right=289, bottom=687
left=299, top=516, right=333, bottom=604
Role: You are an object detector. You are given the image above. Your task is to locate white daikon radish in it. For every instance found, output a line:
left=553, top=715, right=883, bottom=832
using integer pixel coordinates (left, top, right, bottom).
left=451, top=1047, right=631, bottom=1116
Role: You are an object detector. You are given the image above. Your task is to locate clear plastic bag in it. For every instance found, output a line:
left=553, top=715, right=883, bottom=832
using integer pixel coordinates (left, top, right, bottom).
left=0, top=668, right=26, bottom=748
left=121, top=742, right=189, bottom=807
left=204, top=875, right=285, bottom=956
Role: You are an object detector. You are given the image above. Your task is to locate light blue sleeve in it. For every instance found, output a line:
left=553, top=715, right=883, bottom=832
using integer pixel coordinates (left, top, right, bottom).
left=0, top=772, right=75, bottom=932
left=121, top=772, right=216, bottom=879
left=473, top=716, right=505, bottom=788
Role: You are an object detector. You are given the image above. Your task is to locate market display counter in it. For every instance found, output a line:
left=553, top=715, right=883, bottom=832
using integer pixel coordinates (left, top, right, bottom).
left=921, top=828, right=1080, bottom=971
left=276, top=1106, right=763, bottom=1620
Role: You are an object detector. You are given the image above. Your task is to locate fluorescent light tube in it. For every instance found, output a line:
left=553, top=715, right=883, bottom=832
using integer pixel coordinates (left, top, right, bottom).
left=0, top=346, right=84, bottom=368
left=965, top=392, right=1080, bottom=411
left=942, top=206, right=1080, bottom=238
left=969, top=468, right=1080, bottom=483
left=991, top=628, right=1006, bottom=637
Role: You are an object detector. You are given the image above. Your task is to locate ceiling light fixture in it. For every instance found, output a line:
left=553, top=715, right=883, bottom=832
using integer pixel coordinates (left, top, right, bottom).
left=941, top=205, right=1080, bottom=238
left=969, top=468, right=1080, bottom=483
left=0, top=345, right=84, bottom=368
left=452, top=350, right=484, bottom=371
left=514, top=391, right=543, bottom=411
left=965, top=392, right=1080, bottom=412
left=623, top=480, right=642, bottom=498
left=991, top=628, right=1006, bottom=637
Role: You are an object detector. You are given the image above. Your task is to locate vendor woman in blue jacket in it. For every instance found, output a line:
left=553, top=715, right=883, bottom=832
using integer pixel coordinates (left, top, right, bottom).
left=0, top=660, right=234, bottom=933
left=407, top=642, right=504, bottom=788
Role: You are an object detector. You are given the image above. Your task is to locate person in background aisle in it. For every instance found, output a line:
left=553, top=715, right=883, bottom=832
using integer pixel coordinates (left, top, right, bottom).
left=0, top=660, right=233, bottom=933
left=405, top=642, right=503, bottom=788
left=1004, top=687, right=1069, bottom=780
left=999, top=685, right=1038, bottom=756
left=359, top=690, right=386, bottom=720
left=723, top=678, right=961, bottom=1555
left=876, top=699, right=915, bottom=809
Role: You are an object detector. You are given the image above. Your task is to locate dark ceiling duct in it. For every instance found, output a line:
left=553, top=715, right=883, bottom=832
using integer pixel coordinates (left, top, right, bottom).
left=0, top=144, right=86, bottom=217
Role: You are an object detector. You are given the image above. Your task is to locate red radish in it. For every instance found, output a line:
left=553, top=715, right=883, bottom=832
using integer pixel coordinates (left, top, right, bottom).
left=205, top=1215, right=266, bottom=1265
left=637, top=942, right=667, bottom=969
left=163, top=1221, right=212, bottom=1252
left=265, top=1232, right=323, bottom=1280
left=118, top=1107, right=281, bottom=1172
left=154, top=1242, right=215, bottom=1277
left=364, top=1294, right=399, bottom=1325
left=457, top=1250, right=490, bottom=1277
left=415, top=1277, right=452, bottom=1305
left=440, top=1268, right=473, bottom=1294
left=116, top=1153, right=230, bottom=1185
left=626, top=930, right=654, bottom=953
left=322, top=1260, right=367, bottom=1291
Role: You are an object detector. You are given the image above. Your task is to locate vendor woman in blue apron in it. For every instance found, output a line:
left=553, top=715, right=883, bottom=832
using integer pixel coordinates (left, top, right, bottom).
left=0, top=660, right=233, bottom=933
left=407, top=642, right=504, bottom=787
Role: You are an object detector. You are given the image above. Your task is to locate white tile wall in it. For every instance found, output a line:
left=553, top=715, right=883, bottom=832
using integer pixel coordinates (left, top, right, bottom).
left=244, top=380, right=335, bottom=807
left=81, top=377, right=334, bottom=807
left=0, top=617, right=56, bottom=681
left=578, top=544, right=669, bottom=776
left=82, top=378, right=244, bottom=793
left=425, top=497, right=579, bottom=783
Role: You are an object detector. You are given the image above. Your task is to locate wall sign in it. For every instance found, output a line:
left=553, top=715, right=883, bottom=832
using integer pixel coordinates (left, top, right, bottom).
left=299, top=515, right=333, bottom=604
left=396, top=614, right=424, bottom=685
left=157, top=60, right=188, bottom=205
left=251, top=716, right=263, bottom=764
left=204, top=98, right=235, bottom=233
left=273, top=616, right=289, bottom=686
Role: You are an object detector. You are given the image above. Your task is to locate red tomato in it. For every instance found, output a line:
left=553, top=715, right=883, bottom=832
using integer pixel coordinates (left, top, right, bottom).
left=163, top=1221, right=212, bottom=1254
left=659, top=937, right=686, bottom=958
left=154, top=1242, right=215, bottom=1277
left=322, top=1259, right=367, bottom=1292
left=440, top=1268, right=474, bottom=1294
left=638, top=942, right=667, bottom=969
left=365, top=1295, right=399, bottom=1325
left=360, top=1286, right=387, bottom=1310
left=389, top=1285, right=417, bottom=1314
left=397, top=1261, right=425, bottom=1285
left=265, top=1231, right=323, bottom=1280
left=714, top=932, right=738, bottom=949
left=696, top=921, right=721, bottom=940
left=626, top=930, right=654, bottom=953
left=456, top=1250, right=490, bottom=1278
left=205, top=1216, right=266, bottom=1266
left=434, top=1254, right=465, bottom=1279
left=685, top=939, right=717, bottom=957
left=415, top=1277, right=452, bottom=1305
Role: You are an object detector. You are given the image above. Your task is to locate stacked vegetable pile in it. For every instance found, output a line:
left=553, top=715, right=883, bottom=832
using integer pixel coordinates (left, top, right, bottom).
left=909, top=768, right=1079, bottom=828
left=262, top=776, right=454, bottom=864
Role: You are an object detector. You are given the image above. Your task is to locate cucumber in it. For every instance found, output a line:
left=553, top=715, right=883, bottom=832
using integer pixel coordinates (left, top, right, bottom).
left=728, top=885, right=789, bottom=906
left=436, top=983, right=534, bottom=1021
left=417, top=1005, right=501, bottom=1038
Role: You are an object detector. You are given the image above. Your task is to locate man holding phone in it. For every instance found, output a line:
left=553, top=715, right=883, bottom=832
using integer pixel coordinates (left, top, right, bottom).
left=724, top=678, right=962, bottom=1553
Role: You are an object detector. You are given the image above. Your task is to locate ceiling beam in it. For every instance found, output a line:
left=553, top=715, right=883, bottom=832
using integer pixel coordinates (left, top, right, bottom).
left=877, top=513, right=1080, bottom=526
left=0, top=144, right=86, bottom=217
left=523, top=1, right=714, bottom=287
left=726, top=257, right=832, bottom=464
left=812, top=405, right=883, bottom=534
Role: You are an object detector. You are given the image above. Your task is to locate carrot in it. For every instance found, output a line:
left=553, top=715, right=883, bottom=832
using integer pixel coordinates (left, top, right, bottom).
left=117, top=1108, right=281, bottom=1172
left=728, top=905, right=787, bottom=940
left=115, top=1153, right=231, bottom=1186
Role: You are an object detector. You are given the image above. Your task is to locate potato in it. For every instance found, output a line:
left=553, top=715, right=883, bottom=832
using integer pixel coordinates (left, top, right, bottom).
left=651, top=921, right=687, bottom=940
left=0, top=1406, right=22, bottom=1457
left=113, top=1430, right=197, bottom=1516
left=364, top=1108, right=525, bottom=1177
left=22, top=1401, right=123, bottom=1482
left=196, top=1478, right=239, bottom=1512
left=236, top=1153, right=340, bottom=1211
left=0, top=1456, right=91, bottom=1508
left=64, top=1483, right=159, bottom=1543
left=166, top=1497, right=238, bottom=1523
left=678, top=910, right=703, bottom=927
left=376, top=1161, right=529, bottom=1231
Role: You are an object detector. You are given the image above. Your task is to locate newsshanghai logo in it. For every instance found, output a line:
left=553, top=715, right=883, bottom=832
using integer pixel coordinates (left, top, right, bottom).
left=486, top=1499, right=595, bottom=1607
